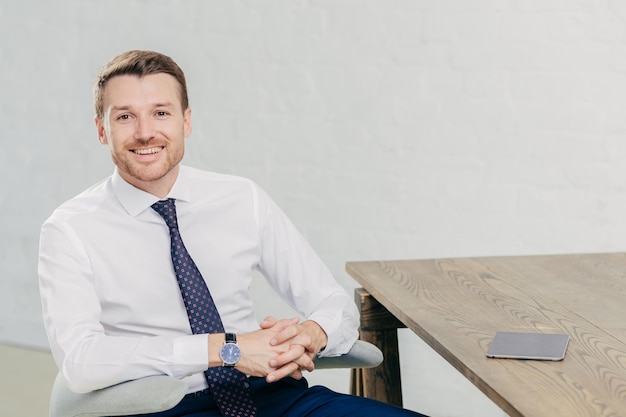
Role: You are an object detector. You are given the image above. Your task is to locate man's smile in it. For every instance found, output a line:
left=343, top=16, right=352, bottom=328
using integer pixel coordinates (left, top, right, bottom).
left=131, top=146, right=164, bottom=155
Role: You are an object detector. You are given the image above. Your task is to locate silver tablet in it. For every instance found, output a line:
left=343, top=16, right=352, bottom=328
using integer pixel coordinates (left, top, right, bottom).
left=486, top=332, right=570, bottom=361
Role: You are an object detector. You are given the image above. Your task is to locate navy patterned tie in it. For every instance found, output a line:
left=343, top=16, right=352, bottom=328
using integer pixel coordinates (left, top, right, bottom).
left=152, top=198, right=257, bottom=417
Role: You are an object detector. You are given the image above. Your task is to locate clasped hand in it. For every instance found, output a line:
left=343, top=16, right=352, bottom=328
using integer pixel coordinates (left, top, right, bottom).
left=236, top=316, right=327, bottom=383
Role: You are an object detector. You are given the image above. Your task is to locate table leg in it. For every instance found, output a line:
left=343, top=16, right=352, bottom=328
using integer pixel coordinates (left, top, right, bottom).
left=354, top=287, right=406, bottom=407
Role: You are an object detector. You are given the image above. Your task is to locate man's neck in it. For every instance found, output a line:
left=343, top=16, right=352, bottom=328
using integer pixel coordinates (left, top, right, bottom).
left=118, top=165, right=180, bottom=199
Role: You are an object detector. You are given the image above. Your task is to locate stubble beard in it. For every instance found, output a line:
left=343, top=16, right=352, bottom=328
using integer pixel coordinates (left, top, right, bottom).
left=111, top=146, right=184, bottom=187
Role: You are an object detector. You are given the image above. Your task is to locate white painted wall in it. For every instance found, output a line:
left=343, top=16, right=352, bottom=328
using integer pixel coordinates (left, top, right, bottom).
left=3, top=1, right=626, bottom=416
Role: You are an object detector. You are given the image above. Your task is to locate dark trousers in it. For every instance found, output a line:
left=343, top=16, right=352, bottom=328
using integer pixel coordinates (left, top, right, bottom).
left=141, top=377, right=429, bottom=417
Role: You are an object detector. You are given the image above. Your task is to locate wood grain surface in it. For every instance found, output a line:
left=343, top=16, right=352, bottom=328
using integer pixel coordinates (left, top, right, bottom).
left=346, top=253, right=626, bottom=417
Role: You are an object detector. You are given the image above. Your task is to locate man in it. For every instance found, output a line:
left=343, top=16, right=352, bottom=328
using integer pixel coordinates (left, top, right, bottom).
left=39, top=50, right=427, bottom=417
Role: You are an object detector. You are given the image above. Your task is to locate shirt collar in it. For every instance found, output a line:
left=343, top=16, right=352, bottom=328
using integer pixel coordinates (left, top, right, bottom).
left=111, top=166, right=192, bottom=217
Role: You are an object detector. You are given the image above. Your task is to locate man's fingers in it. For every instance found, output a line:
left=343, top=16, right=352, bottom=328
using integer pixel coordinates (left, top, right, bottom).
left=294, top=354, right=315, bottom=372
left=259, top=316, right=277, bottom=329
left=268, top=344, right=315, bottom=373
left=269, top=343, right=304, bottom=366
left=266, top=360, right=303, bottom=383
left=271, top=323, right=314, bottom=348
left=261, top=317, right=299, bottom=332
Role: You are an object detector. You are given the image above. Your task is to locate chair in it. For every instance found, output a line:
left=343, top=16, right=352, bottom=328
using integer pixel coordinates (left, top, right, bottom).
left=50, top=340, right=383, bottom=417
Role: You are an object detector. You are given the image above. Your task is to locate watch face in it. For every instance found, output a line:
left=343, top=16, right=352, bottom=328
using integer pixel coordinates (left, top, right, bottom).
left=220, top=343, right=241, bottom=365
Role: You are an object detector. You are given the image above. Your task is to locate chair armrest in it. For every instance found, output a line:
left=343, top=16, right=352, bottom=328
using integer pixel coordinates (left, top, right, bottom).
left=49, top=341, right=383, bottom=416
left=314, top=340, right=383, bottom=369
left=50, top=373, right=187, bottom=417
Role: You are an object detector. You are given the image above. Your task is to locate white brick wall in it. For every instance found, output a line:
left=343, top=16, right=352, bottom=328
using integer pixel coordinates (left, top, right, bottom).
left=4, top=1, right=626, bottom=415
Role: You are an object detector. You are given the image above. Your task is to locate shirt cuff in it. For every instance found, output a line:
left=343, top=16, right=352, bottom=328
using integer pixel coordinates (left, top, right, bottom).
left=171, top=334, right=209, bottom=378
left=308, top=313, right=358, bottom=358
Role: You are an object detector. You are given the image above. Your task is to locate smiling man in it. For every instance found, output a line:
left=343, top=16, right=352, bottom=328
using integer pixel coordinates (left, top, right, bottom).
left=94, top=63, right=190, bottom=198
left=38, top=50, right=429, bottom=417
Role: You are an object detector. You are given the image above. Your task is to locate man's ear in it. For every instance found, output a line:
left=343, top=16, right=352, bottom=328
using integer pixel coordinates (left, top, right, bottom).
left=183, top=107, right=192, bottom=138
left=95, top=115, right=108, bottom=145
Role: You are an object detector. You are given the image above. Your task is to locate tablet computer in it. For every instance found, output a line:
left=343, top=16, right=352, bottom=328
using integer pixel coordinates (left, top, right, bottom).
left=486, top=331, right=570, bottom=361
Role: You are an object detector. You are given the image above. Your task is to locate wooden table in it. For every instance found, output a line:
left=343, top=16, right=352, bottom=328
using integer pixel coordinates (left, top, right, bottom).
left=346, top=253, right=626, bottom=417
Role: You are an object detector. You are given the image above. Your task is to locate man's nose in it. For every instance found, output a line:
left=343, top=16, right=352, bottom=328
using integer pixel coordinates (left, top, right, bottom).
left=134, top=116, right=156, bottom=141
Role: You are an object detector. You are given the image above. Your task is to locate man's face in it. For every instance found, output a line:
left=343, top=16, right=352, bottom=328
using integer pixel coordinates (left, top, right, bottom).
left=95, top=73, right=192, bottom=197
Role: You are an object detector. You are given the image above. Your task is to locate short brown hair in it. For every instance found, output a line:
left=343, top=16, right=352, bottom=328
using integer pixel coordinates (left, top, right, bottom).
left=93, top=50, right=189, bottom=119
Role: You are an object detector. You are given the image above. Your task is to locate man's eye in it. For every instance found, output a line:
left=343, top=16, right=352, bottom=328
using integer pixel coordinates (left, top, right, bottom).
left=156, top=111, right=168, bottom=117
left=117, top=114, right=130, bottom=121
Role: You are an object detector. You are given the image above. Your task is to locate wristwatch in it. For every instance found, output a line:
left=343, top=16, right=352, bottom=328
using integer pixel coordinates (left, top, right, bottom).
left=219, top=333, right=241, bottom=367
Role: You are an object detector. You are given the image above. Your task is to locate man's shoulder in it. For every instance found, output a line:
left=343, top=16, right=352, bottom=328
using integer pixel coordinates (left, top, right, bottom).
left=47, top=177, right=113, bottom=222
left=181, top=166, right=259, bottom=193
left=182, top=165, right=253, bottom=184
left=180, top=166, right=271, bottom=210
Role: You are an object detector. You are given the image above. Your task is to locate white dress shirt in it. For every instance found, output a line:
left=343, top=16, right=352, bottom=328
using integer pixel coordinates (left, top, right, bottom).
left=38, top=165, right=359, bottom=394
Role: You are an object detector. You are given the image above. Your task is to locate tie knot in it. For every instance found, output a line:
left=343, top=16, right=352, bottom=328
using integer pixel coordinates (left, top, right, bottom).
left=152, top=198, right=178, bottom=230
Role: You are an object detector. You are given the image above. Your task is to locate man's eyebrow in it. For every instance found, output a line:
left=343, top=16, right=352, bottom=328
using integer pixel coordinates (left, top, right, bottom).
left=153, top=101, right=175, bottom=108
left=111, top=105, right=131, bottom=112
left=111, top=102, right=175, bottom=112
